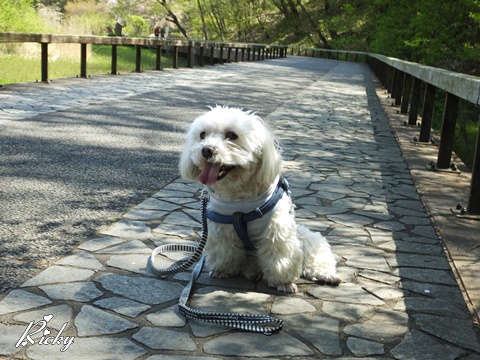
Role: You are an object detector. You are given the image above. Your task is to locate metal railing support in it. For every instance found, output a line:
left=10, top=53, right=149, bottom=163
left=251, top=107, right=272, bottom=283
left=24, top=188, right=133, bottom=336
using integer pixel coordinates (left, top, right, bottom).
left=80, top=43, right=87, bottom=78
left=419, top=84, right=436, bottom=143
left=209, top=46, right=215, bottom=65
left=400, top=74, right=413, bottom=114
left=187, top=45, right=193, bottom=68
left=386, top=66, right=395, bottom=94
left=393, top=70, right=404, bottom=106
left=468, top=116, right=480, bottom=214
left=408, top=78, right=422, bottom=125
left=199, top=46, right=205, bottom=66
left=135, top=45, right=142, bottom=72
left=155, top=45, right=162, bottom=70
left=219, top=46, right=224, bottom=64
left=111, top=45, right=118, bottom=74
left=227, top=47, right=232, bottom=63
left=436, top=93, right=460, bottom=169
left=172, top=46, right=178, bottom=69
left=41, top=42, right=48, bottom=82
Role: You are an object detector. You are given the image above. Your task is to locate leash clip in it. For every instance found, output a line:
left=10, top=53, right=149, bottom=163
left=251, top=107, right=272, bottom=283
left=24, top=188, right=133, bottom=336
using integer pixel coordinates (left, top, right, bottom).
left=201, top=189, right=209, bottom=200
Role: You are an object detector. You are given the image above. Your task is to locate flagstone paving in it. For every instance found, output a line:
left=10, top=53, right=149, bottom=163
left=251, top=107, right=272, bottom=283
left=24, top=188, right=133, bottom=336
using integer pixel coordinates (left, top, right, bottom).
left=1, top=58, right=479, bottom=359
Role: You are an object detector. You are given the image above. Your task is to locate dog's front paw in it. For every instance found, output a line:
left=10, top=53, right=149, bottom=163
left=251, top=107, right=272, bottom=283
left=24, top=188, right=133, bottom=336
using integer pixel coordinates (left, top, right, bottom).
left=311, top=272, right=342, bottom=285
left=272, top=282, right=298, bottom=293
left=323, top=273, right=342, bottom=286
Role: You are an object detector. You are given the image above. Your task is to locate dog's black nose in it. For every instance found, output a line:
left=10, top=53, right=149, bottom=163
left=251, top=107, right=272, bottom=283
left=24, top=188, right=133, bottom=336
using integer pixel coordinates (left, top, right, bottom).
left=202, top=146, right=215, bottom=159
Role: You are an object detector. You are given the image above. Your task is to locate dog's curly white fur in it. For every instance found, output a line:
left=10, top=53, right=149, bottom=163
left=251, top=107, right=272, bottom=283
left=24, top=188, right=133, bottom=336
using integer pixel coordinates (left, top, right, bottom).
left=179, top=106, right=341, bottom=293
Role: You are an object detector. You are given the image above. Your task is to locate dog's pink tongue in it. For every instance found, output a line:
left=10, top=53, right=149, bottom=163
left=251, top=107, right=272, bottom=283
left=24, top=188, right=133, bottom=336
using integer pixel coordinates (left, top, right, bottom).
left=199, top=163, right=221, bottom=185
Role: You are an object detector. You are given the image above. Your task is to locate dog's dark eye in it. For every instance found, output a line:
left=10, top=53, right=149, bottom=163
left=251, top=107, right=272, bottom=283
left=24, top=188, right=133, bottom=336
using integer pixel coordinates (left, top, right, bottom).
left=200, top=131, right=206, bottom=140
left=225, top=131, right=238, bottom=140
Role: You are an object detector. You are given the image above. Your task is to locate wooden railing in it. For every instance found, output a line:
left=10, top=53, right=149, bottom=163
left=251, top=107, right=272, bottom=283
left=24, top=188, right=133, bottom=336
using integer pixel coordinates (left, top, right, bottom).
left=288, top=46, right=368, bottom=63
left=0, top=32, right=288, bottom=82
left=292, top=45, right=480, bottom=217
left=366, top=55, right=480, bottom=217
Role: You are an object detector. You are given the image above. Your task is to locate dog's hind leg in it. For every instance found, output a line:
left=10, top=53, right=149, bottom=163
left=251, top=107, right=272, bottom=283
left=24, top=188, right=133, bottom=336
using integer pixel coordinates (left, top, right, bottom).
left=255, top=221, right=303, bottom=293
left=298, top=224, right=341, bottom=285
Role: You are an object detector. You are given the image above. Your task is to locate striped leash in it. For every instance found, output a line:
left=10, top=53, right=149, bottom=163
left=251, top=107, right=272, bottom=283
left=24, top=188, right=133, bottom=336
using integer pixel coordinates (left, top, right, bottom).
left=148, top=190, right=284, bottom=335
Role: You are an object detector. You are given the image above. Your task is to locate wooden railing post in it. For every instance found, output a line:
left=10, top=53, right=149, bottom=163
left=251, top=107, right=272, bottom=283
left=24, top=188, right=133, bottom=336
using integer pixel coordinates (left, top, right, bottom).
left=436, top=93, right=459, bottom=169
left=187, top=45, right=193, bottom=68
left=41, top=42, right=48, bottom=82
left=467, top=116, right=480, bottom=214
left=400, top=74, right=413, bottom=114
left=393, top=70, right=404, bottom=106
left=111, top=44, right=118, bottom=74
left=219, top=45, right=224, bottom=64
left=155, top=45, right=162, bottom=70
left=80, top=43, right=87, bottom=78
left=199, top=46, right=205, bottom=66
left=408, top=78, right=422, bottom=125
left=209, top=46, right=214, bottom=65
left=386, top=66, right=395, bottom=94
left=172, top=46, right=179, bottom=69
left=419, top=84, right=436, bottom=143
left=135, top=45, right=142, bottom=72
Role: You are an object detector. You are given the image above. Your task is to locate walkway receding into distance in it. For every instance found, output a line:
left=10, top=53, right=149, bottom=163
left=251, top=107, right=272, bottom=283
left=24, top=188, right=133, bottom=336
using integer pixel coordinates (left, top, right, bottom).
left=0, top=57, right=479, bottom=359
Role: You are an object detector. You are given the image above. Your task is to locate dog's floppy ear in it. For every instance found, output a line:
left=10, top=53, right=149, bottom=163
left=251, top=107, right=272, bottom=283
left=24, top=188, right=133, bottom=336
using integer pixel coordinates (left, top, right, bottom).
left=179, top=134, right=200, bottom=181
left=255, top=127, right=282, bottom=184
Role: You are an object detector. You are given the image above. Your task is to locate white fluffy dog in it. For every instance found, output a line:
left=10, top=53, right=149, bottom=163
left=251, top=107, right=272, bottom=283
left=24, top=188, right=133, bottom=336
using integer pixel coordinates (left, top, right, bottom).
left=179, top=106, right=341, bottom=293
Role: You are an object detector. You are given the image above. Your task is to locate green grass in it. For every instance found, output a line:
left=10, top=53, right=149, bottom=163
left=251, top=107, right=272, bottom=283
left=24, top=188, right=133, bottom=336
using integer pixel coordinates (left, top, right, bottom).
left=0, top=44, right=187, bottom=86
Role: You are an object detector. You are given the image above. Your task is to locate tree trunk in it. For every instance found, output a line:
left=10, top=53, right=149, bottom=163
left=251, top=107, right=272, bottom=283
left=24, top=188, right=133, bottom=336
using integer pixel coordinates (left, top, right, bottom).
left=295, top=0, right=331, bottom=48
left=157, top=0, right=189, bottom=38
left=197, top=0, right=209, bottom=40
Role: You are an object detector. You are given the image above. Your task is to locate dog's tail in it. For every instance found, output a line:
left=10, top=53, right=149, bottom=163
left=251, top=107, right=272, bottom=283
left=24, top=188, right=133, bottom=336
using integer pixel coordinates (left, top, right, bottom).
left=297, top=224, right=341, bottom=285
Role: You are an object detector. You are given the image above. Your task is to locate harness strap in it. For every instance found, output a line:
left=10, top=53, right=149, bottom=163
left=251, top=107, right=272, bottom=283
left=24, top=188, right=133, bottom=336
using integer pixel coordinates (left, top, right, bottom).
left=232, top=212, right=255, bottom=252
left=149, top=190, right=284, bottom=335
left=206, top=176, right=289, bottom=252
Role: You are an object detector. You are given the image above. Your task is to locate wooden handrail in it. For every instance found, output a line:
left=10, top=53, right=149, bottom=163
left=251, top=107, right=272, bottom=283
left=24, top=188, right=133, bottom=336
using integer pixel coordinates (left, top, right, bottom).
left=0, top=32, right=288, bottom=82
left=0, top=32, right=286, bottom=50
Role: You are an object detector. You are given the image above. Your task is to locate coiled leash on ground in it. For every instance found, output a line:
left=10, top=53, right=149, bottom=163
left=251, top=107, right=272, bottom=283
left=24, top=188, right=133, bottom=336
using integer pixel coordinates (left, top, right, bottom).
left=148, top=190, right=284, bottom=335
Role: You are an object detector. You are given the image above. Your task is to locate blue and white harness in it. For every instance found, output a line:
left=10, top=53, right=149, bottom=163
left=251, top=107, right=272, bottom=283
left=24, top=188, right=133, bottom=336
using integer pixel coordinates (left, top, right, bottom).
left=205, top=176, right=290, bottom=252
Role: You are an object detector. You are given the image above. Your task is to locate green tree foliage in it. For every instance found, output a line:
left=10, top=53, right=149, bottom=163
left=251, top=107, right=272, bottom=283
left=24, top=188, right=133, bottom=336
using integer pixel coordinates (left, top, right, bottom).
left=0, top=0, right=45, bottom=32
left=184, top=0, right=279, bottom=42
left=123, top=14, right=150, bottom=36
left=368, top=0, right=480, bottom=75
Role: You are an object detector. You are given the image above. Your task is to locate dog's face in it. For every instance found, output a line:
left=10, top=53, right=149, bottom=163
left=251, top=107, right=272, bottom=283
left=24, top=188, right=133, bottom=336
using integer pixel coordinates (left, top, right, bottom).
left=179, top=106, right=282, bottom=194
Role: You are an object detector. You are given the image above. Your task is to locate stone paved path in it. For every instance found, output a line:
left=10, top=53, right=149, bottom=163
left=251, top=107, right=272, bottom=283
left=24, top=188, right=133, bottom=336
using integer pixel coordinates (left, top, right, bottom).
left=1, top=58, right=479, bottom=359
